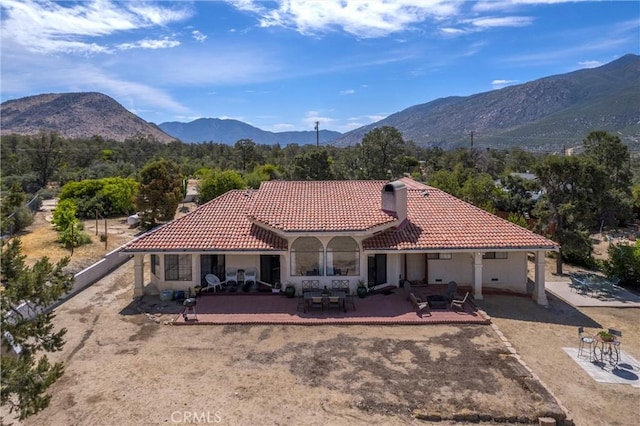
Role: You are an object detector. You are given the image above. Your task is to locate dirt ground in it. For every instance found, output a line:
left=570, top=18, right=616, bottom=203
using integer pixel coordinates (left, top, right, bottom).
left=6, top=205, right=640, bottom=425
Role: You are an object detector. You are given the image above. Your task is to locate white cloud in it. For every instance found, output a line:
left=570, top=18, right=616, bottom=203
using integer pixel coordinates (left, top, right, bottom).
left=219, top=115, right=246, bottom=121
left=0, top=0, right=191, bottom=54
left=118, top=37, right=180, bottom=50
left=468, top=16, right=534, bottom=29
left=231, top=0, right=460, bottom=38
left=577, top=60, right=603, bottom=68
left=339, top=89, right=355, bottom=95
left=192, top=30, right=207, bottom=42
left=491, top=79, right=519, bottom=88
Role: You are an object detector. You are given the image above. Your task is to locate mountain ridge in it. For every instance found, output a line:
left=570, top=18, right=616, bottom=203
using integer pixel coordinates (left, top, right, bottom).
left=0, top=92, right=176, bottom=143
left=158, top=117, right=342, bottom=145
left=1, top=54, right=638, bottom=149
left=331, top=53, right=640, bottom=149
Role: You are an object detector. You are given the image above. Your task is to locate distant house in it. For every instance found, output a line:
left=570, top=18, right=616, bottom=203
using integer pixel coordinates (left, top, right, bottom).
left=121, top=177, right=558, bottom=305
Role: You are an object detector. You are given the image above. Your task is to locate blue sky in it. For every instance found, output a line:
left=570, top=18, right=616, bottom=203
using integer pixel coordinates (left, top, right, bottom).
left=1, top=1, right=638, bottom=133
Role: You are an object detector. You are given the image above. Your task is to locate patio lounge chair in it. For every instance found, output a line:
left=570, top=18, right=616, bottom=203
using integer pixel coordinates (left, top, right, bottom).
left=409, top=293, right=431, bottom=317
left=201, top=274, right=223, bottom=293
left=450, top=291, right=469, bottom=312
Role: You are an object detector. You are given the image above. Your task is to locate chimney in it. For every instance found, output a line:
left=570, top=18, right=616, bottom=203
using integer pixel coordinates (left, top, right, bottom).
left=381, top=180, right=407, bottom=223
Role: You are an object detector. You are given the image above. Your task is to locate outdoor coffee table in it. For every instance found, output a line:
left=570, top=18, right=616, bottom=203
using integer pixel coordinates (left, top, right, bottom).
left=426, top=295, right=448, bottom=309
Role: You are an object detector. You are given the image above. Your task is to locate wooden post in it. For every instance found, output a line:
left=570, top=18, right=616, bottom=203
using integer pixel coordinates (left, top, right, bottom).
left=95, top=210, right=98, bottom=235
left=104, top=218, right=108, bottom=250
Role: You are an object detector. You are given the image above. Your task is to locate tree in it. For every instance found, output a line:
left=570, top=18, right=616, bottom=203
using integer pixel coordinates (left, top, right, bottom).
left=603, top=241, right=640, bottom=290
left=533, top=155, right=606, bottom=272
left=50, top=199, right=91, bottom=249
left=234, top=139, right=260, bottom=172
left=497, top=174, right=540, bottom=217
left=1, top=182, right=34, bottom=235
left=360, top=126, right=406, bottom=179
left=290, top=148, right=334, bottom=180
left=581, top=131, right=634, bottom=227
left=29, top=132, right=66, bottom=189
left=59, top=177, right=138, bottom=218
left=197, top=170, right=246, bottom=204
left=135, top=159, right=183, bottom=228
left=1, top=238, right=74, bottom=421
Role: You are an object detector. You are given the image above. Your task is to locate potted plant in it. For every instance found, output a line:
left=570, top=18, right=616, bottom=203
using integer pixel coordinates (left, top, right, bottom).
left=597, top=331, right=614, bottom=342
left=272, top=282, right=281, bottom=294
left=357, top=280, right=368, bottom=298
left=285, top=283, right=296, bottom=298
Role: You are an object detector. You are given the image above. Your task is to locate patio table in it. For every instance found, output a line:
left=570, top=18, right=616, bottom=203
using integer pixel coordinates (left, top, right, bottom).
left=304, top=290, right=346, bottom=312
left=593, top=334, right=620, bottom=366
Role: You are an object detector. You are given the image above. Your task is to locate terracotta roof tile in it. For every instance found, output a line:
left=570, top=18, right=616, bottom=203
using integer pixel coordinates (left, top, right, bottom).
left=123, top=179, right=558, bottom=253
left=363, top=186, right=557, bottom=251
left=248, top=180, right=396, bottom=232
left=122, top=190, right=287, bottom=252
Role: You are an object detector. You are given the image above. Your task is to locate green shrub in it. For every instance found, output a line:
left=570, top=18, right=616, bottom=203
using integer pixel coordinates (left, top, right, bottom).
left=59, top=222, right=92, bottom=248
left=603, top=242, right=640, bottom=290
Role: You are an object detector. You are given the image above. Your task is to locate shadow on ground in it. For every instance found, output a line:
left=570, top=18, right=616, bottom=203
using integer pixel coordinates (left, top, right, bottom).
left=119, top=295, right=184, bottom=316
left=477, top=293, right=602, bottom=328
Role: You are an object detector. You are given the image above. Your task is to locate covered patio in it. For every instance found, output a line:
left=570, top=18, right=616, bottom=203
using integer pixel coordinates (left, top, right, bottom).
left=173, top=285, right=490, bottom=325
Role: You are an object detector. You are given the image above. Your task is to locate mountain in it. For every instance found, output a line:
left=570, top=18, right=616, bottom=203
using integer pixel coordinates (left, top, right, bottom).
left=0, top=92, right=176, bottom=143
left=332, top=54, right=640, bottom=149
left=158, top=117, right=342, bottom=145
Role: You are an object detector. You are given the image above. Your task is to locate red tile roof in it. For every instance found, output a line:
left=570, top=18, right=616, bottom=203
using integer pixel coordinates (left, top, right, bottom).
left=363, top=183, right=557, bottom=251
left=122, top=178, right=558, bottom=253
left=248, top=180, right=396, bottom=232
left=122, top=190, right=287, bottom=252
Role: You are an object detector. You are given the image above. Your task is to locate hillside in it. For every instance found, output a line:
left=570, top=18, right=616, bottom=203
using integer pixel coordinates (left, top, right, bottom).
left=159, top=117, right=342, bottom=145
left=332, top=54, right=640, bottom=149
left=0, top=92, right=176, bottom=143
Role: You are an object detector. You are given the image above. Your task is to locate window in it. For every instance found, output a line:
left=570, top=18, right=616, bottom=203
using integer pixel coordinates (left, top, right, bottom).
left=327, top=237, right=359, bottom=276
left=151, top=254, right=159, bottom=276
left=291, top=237, right=324, bottom=276
left=427, top=253, right=452, bottom=260
left=483, top=252, right=508, bottom=260
left=164, top=254, right=192, bottom=281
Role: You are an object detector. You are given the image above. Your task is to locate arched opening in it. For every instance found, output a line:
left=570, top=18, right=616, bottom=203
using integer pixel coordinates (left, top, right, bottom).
left=291, top=237, right=324, bottom=276
left=327, top=236, right=359, bottom=276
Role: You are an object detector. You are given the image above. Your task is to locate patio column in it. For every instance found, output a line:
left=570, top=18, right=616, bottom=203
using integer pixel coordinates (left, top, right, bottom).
left=473, top=252, right=483, bottom=300
left=533, top=251, right=548, bottom=306
left=133, top=254, right=145, bottom=297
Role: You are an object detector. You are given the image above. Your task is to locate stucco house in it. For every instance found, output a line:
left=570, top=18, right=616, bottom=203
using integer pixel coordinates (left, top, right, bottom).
left=121, top=177, right=558, bottom=305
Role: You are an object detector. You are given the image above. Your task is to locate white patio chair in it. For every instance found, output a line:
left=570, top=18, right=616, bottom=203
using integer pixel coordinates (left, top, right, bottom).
left=244, top=267, right=257, bottom=285
left=225, top=268, right=238, bottom=286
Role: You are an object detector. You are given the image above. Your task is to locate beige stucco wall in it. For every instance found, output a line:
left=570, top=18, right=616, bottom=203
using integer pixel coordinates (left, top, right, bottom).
left=427, top=253, right=474, bottom=284
left=481, top=251, right=528, bottom=292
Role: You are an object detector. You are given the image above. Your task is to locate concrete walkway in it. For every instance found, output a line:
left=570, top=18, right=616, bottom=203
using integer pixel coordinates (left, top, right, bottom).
left=546, top=281, right=640, bottom=308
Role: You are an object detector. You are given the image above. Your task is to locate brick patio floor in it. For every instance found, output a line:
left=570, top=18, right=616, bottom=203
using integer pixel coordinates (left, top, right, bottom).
left=174, top=286, right=490, bottom=325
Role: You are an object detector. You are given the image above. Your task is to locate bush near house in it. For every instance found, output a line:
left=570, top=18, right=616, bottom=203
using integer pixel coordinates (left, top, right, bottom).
left=603, top=241, right=640, bottom=290
left=59, top=177, right=138, bottom=218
